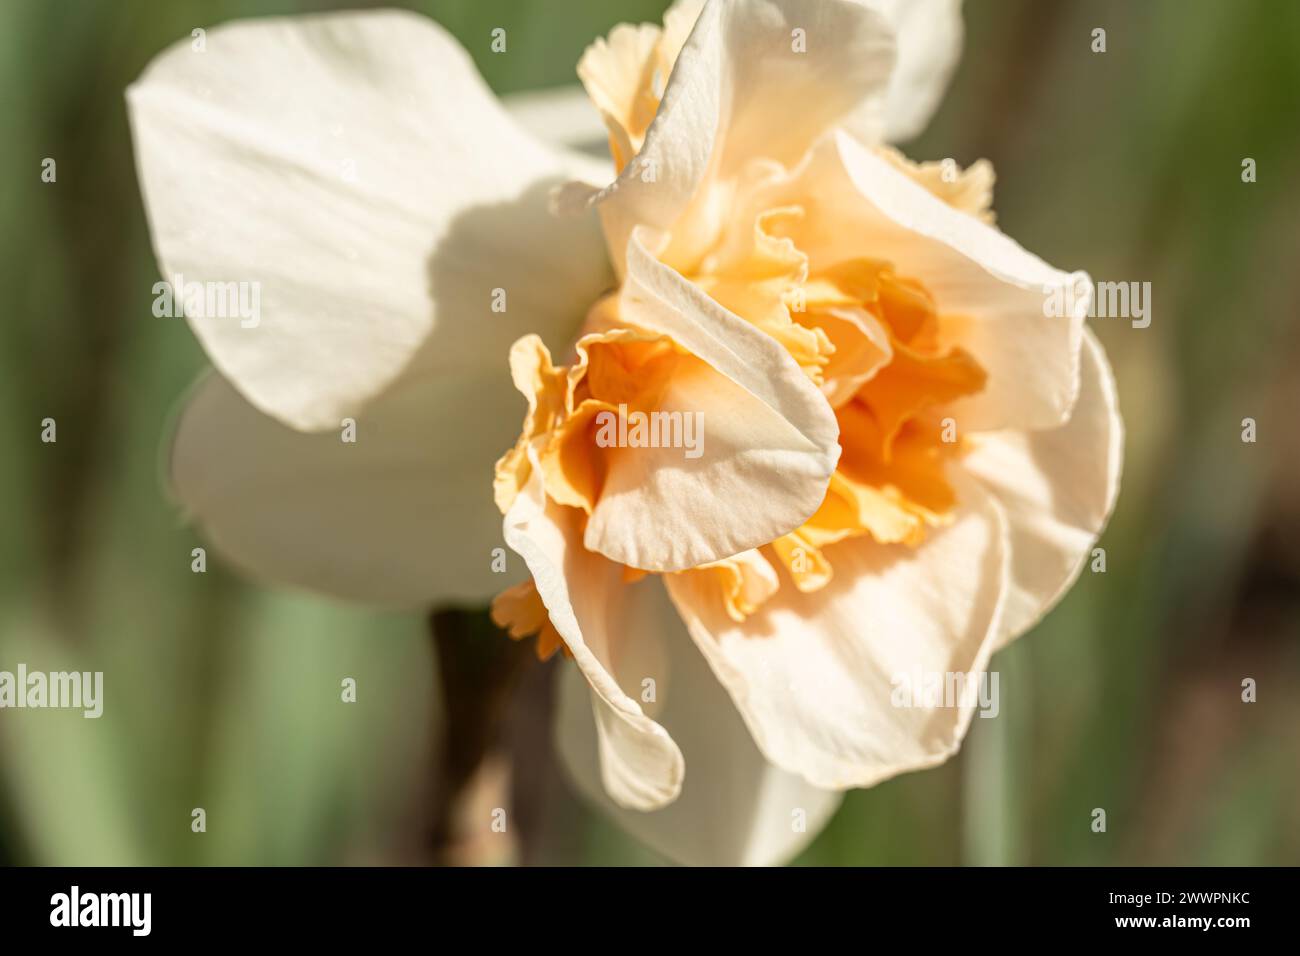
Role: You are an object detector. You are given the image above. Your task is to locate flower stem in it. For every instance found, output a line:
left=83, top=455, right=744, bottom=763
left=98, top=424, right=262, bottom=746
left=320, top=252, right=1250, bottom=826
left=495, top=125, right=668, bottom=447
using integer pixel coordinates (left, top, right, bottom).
left=961, top=642, right=1028, bottom=866
left=427, top=608, right=534, bottom=865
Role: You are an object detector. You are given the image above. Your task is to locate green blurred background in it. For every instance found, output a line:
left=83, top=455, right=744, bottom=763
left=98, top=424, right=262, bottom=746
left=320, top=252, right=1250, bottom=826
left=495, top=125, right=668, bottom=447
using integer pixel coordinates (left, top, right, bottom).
left=1, top=0, right=1298, bottom=865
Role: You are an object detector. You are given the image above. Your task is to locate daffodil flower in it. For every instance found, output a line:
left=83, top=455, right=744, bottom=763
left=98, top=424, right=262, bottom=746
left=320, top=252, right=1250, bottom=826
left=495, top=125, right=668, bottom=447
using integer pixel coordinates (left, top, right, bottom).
left=128, top=0, right=1121, bottom=866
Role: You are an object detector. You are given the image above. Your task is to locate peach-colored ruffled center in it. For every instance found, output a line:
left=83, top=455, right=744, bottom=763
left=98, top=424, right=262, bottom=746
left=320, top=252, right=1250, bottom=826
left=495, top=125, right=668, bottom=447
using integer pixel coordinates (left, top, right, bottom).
left=491, top=223, right=985, bottom=650
left=492, top=17, right=991, bottom=650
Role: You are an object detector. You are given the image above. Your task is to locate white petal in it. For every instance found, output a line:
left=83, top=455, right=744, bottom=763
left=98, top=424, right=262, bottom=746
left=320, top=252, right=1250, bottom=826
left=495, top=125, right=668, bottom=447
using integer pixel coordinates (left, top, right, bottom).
left=961, top=329, right=1123, bottom=648
left=171, top=370, right=523, bottom=607
left=554, top=577, right=842, bottom=866
left=503, top=459, right=684, bottom=811
left=500, top=86, right=610, bottom=155
left=867, top=0, right=966, bottom=142
left=665, top=477, right=1009, bottom=790
left=595, top=0, right=896, bottom=274
left=128, top=10, right=612, bottom=431
left=582, top=229, right=840, bottom=571
left=786, top=132, right=1087, bottom=431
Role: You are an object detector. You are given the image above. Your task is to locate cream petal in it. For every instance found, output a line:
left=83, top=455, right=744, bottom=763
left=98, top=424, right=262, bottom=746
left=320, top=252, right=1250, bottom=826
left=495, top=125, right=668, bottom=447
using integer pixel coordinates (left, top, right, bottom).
left=961, top=329, right=1123, bottom=648
left=878, top=145, right=995, bottom=223
left=595, top=0, right=896, bottom=275
left=503, top=458, right=684, bottom=811
left=577, top=21, right=664, bottom=169
left=171, top=370, right=523, bottom=607
left=867, top=0, right=966, bottom=142
left=783, top=132, right=1087, bottom=431
left=554, top=577, right=842, bottom=866
left=128, top=10, right=612, bottom=432
left=665, top=477, right=1009, bottom=790
left=581, top=229, right=840, bottom=572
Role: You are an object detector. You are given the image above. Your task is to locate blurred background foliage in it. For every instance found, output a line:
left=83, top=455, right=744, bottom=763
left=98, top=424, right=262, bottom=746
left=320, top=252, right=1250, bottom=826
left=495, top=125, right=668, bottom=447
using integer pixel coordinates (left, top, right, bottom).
left=1, top=0, right=1298, bottom=866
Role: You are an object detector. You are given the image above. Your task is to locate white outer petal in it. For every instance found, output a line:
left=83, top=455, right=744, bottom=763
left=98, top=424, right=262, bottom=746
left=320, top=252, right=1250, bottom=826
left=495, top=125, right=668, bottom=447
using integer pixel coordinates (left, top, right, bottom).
left=554, top=577, right=843, bottom=866
left=865, top=0, right=966, bottom=142
left=501, top=86, right=610, bottom=154
left=170, top=370, right=525, bottom=607
left=128, top=10, right=612, bottom=432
